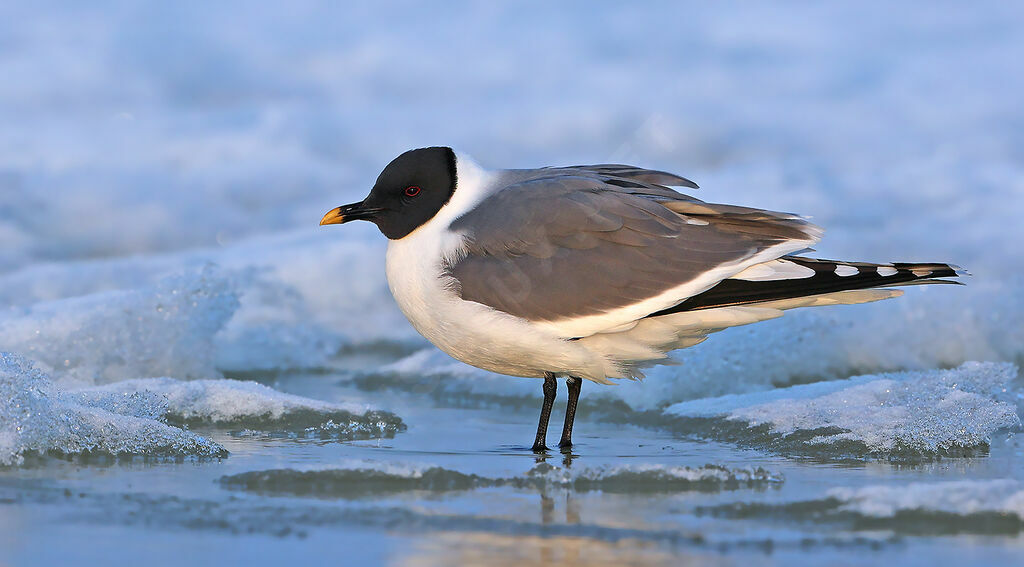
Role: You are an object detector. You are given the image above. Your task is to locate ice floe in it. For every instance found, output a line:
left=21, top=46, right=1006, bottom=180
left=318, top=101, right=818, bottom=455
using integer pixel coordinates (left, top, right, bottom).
left=664, top=362, right=1021, bottom=459
left=219, top=461, right=782, bottom=497
left=0, top=231, right=416, bottom=376
left=0, top=352, right=406, bottom=466
left=80, top=376, right=405, bottom=439
left=0, top=353, right=225, bottom=466
left=522, top=462, right=783, bottom=492
left=0, top=266, right=238, bottom=386
left=830, top=480, right=1024, bottom=519
left=699, top=479, right=1024, bottom=535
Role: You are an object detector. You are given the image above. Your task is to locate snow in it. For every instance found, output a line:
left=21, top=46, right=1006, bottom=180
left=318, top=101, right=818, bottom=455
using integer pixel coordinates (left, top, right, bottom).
left=0, top=353, right=224, bottom=466
left=829, top=480, right=1024, bottom=519
left=79, top=377, right=366, bottom=423
left=0, top=352, right=406, bottom=465
left=0, top=231, right=414, bottom=375
left=0, top=266, right=238, bottom=386
left=522, top=462, right=784, bottom=492
left=78, top=376, right=405, bottom=436
left=666, top=362, right=1021, bottom=457
left=699, top=478, right=1024, bottom=534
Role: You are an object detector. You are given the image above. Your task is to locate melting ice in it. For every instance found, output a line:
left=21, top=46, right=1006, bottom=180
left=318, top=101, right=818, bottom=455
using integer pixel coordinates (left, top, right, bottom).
left=0, top=353, right=404, bottom=465
left=666, top=362, right=1021, bottom=458
left=0, top=353, right=224, bottom=465
left=220, top=461, right=783, bottom=497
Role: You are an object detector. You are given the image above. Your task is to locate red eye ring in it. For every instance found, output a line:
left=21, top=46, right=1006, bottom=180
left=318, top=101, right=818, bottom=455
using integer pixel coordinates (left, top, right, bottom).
left=404, top=185, right=421, bottom=197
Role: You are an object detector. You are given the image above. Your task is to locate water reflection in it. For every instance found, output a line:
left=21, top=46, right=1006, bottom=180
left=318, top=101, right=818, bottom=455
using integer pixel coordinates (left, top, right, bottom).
left=534, top=449, right=578, bottom=526
left=397, top=532, right=724, bottom=567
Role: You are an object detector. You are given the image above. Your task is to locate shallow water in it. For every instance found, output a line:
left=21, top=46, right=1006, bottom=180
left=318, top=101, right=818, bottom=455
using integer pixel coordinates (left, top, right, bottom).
left=3, top=363, right=1024, bottom=566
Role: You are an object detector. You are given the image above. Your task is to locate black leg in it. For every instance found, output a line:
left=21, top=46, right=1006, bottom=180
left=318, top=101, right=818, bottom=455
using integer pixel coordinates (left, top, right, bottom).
left=532, top=373, right=557, bottom=452
left=558, top=376, right=582, bottom=449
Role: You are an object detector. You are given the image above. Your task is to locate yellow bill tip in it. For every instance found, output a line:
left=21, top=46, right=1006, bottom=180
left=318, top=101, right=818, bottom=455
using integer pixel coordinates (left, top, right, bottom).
left=320, top=207, right=345, bottom=226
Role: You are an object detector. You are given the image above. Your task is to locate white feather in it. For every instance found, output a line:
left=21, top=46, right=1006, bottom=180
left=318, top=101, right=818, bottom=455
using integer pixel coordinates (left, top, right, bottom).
left=731, top=259, right=816, bottom=281
left=834, top=264, right=859, bottom=277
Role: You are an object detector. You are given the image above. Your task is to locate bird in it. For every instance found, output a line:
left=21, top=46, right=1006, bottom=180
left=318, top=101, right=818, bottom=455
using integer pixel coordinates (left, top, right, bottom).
left=320, top=147, right=964, bottom=452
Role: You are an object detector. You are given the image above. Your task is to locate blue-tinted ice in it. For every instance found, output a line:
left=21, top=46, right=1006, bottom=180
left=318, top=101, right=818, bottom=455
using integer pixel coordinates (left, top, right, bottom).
left=2, top=2, right=1024, bottom=565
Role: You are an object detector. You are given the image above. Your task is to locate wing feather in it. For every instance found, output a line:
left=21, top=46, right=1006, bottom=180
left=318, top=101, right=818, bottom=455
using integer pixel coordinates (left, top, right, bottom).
left=446, top=169, right=820, bottom=329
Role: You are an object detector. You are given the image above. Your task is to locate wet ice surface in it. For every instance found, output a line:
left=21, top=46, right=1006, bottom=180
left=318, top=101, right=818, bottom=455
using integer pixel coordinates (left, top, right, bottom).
left=80, top=376, right=405, bottom=439
left=0, top=354, right=403, bottom=465
left=4, top=364, right=1024, bottom=566
left=699, top=480, right=1024, bottom=536
left=219, top=462, right=783, bottom=497
left=0, top=353, right=225, bottom=465
left=3, top=2, right=1024, bottom=565
left=0, top=267, right=239, bottom=386
left=665, top=362, right=1022, bottom=459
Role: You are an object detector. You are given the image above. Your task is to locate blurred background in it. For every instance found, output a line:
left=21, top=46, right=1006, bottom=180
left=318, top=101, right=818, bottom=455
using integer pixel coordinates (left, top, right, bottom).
left=2, top=2, right=1021, bottom=271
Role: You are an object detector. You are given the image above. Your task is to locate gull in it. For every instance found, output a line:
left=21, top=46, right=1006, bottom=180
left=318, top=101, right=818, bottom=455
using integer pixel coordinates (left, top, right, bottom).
left=320, top=147, right=964, bottom=452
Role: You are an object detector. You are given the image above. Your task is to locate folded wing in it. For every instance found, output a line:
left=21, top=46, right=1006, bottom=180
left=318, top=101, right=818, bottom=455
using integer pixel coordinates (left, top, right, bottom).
left=445, top=169, right=821, bottom=338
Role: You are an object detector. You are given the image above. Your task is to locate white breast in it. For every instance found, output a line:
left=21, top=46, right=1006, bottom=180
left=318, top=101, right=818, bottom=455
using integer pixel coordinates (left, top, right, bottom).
left=383, top=153, right=610, bottom=381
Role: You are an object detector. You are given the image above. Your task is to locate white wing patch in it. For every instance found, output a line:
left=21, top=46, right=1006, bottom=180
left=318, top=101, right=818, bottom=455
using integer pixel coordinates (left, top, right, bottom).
left=731, top=259, right=816, bottom=281
left=834, top=264, right=859, bottom=277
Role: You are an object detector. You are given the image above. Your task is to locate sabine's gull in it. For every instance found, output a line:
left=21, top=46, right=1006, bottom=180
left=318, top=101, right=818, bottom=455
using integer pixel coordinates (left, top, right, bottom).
left=321, top=147, right=964, bottom=452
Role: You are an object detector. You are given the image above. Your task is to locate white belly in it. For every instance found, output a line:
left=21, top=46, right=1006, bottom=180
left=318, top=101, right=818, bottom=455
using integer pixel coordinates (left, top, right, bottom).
left=384, top=228, right=609, bottom=381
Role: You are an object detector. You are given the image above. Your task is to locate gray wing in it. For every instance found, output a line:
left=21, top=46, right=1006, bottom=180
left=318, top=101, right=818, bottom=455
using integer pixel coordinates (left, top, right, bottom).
left=446, top=170, right=819, bottom=325
left=503, top=164, right=698, bottom=197
left=558, top=164, right=700, bottom=189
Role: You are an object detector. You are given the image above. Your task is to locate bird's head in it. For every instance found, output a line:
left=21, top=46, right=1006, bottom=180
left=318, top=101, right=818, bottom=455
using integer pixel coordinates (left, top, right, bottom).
left=319, top=147, right=457, bottom=240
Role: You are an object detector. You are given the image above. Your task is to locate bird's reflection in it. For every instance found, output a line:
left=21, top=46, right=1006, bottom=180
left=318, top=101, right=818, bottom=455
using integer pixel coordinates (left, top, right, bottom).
left=532, top=449, right=580, bottom=527
left=395, top=447, right=701, bottom=566
left=398, top=532, right=688, bottom=567
left=532, top=447, right=578, bottom=468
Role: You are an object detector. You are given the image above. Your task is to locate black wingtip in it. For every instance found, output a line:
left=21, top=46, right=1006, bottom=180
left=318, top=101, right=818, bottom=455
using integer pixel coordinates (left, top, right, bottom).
left=648, top=258, right=967, bottom=316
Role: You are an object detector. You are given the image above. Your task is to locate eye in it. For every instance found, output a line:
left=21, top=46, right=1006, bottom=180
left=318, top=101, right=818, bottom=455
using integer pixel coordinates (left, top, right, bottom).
left=404, top=185, right=422, bottom=197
